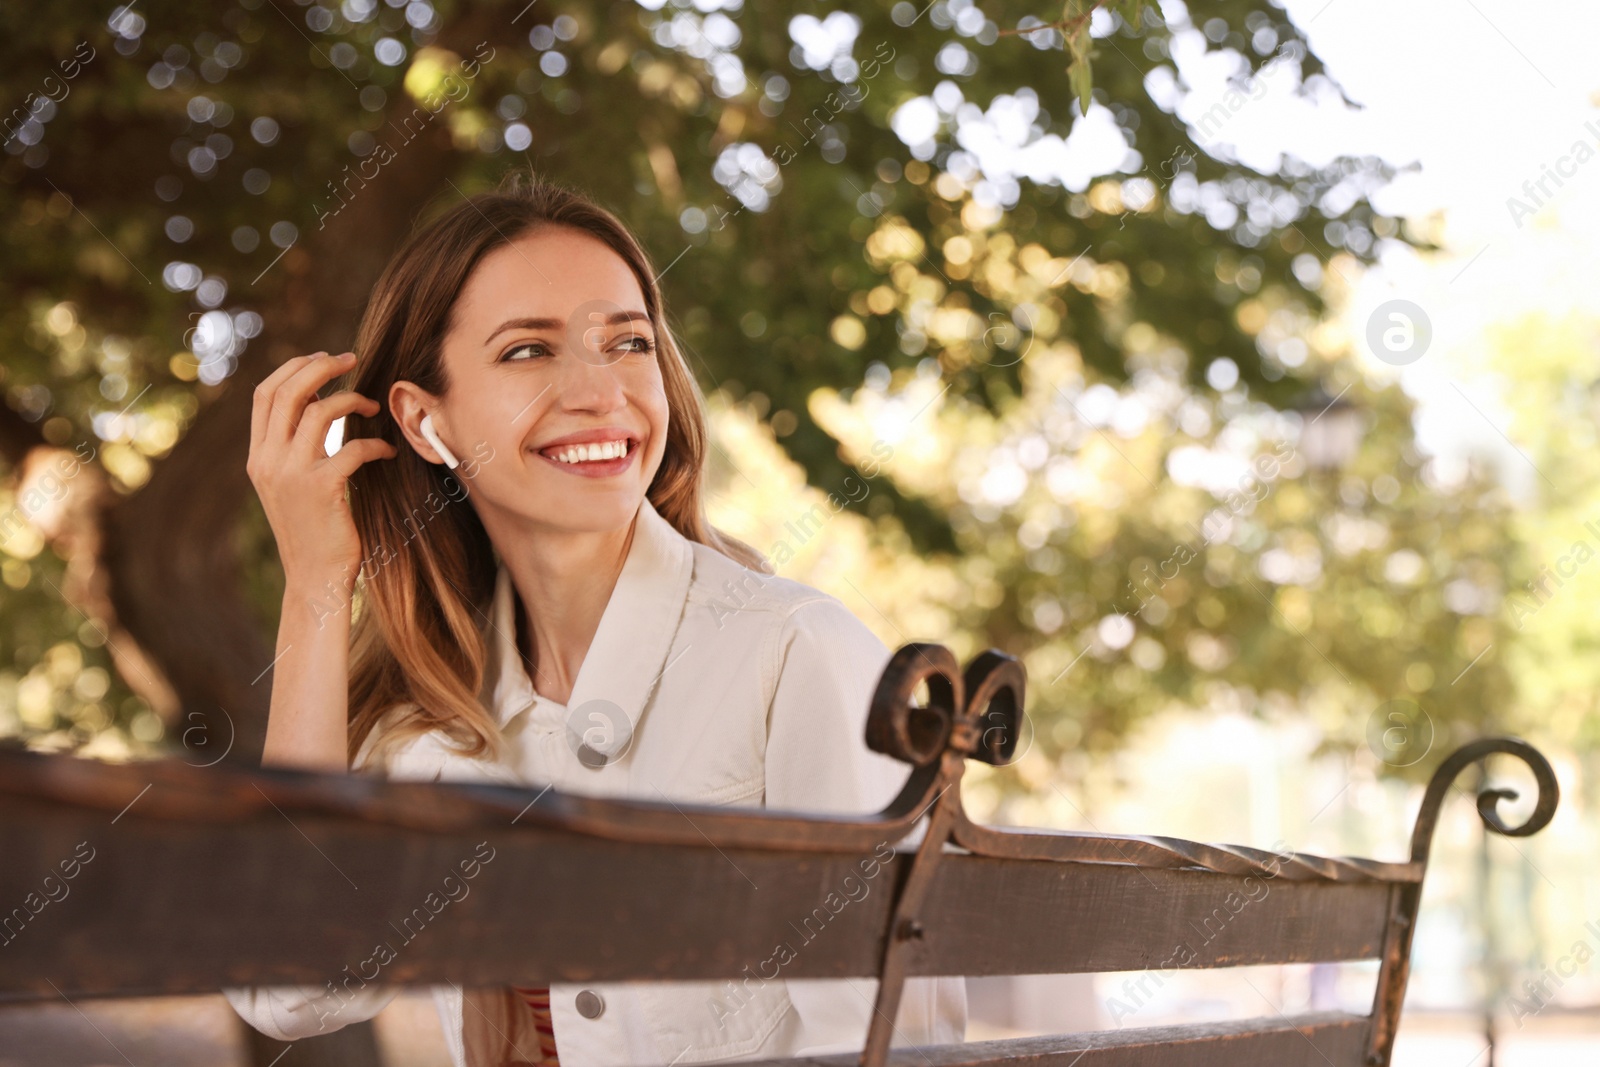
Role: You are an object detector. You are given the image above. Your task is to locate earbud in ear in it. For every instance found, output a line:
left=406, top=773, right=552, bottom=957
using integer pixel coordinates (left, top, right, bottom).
left=418, top=413, right=460, bottom=469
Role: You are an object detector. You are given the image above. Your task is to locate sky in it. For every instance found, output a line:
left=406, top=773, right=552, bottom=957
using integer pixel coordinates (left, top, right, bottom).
left=870, top=0, right=1599, bottom=500
left=1161, top=0, right=1600, bottom=500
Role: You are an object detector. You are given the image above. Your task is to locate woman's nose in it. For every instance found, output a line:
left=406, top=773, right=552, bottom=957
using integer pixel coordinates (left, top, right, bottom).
left=556, top=352, right=627, bottom=412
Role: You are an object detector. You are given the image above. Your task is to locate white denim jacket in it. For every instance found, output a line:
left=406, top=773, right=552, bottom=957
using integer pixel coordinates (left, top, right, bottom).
left=224, top=496, right=966, bottom=1066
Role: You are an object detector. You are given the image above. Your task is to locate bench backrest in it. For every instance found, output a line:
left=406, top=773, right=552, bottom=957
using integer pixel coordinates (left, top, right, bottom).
left=0, top=642, right=1559, bottom=1067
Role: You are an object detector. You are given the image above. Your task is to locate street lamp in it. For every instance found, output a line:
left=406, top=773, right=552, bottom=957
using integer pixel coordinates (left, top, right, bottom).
left=1294, top=386, right=1366, bottom=471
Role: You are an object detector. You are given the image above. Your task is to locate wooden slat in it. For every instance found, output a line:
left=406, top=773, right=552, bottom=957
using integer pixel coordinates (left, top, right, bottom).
left=0, top=748, right=941, bottom=854
left=915, top=854, right=1393, bottom=976
left=0, top=789, right=1392, bottom=999
left=732, top=1012, right=1372, bottom=1067
left=0, top=791, right=893, bottom=998
left=0, top=749, right=1412, bottom=883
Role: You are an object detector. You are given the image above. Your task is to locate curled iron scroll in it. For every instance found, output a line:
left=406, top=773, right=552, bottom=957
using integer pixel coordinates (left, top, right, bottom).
left=963, top=650, right=1026, bottom=766
left=865, top=643, right=1027, bottom=768
left=1409, top=736, right=1559, bottom=867
left=865, top=643, right=962, bottom=767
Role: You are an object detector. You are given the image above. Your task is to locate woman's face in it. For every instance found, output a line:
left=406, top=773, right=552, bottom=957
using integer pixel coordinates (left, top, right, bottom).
left=394, top=225, right=669, bottom=540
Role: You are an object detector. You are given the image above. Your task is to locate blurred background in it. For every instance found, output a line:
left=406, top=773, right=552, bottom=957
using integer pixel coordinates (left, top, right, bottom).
left=1, top=0, right=1597, bottom=1063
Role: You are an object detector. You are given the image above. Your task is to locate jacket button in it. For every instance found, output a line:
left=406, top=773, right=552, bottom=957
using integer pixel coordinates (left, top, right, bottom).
left=575, top=989, right=605, bottom=1019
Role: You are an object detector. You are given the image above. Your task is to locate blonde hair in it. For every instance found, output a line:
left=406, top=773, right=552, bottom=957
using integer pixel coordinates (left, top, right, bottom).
left=337, top=167, right=763, bottom=770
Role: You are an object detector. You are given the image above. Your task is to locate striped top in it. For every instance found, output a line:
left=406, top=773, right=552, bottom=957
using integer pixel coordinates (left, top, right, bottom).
left=509, top=984, right=559, bottom=1065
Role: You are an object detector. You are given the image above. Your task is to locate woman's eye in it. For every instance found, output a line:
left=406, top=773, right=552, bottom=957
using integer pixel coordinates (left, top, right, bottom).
left=620, top=335, right=657, bottom=355
left=501, top=342, right=550, bottom=362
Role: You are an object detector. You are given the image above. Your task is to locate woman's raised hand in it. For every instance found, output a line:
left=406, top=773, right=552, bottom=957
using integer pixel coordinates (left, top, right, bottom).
left=246, top=351, right=397, bottom=592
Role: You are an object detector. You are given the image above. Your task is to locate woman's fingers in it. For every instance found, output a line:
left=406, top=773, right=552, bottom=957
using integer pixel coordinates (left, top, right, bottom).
left=329, top=435, right=399, bottom=477
left=298, top=391, right=382, bottom=457
left=245, top=350, right=388, bottom=593
left=264, top=352, right=356, bottom=448
left=251, top=352, right=320, bottom=452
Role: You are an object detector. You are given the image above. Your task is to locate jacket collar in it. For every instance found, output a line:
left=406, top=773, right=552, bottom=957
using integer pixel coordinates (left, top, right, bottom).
left=482, top=496, right=695, bottom=753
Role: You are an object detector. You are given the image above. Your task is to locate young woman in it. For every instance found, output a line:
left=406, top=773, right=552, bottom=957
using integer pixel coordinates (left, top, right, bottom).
left=225, top=170, right=966, bottom=1067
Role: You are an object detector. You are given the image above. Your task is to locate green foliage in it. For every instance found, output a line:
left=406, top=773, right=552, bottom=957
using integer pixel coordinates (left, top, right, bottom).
left=0, top=0, right=1523, bottom=772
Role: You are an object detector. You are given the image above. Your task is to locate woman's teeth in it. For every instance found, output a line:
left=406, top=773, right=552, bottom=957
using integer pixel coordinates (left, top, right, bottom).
left=548, top=440, right=629, bottom=464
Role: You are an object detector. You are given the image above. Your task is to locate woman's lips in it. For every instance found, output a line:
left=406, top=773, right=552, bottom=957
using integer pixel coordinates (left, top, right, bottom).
left=533, top=438, right=639, bottom=478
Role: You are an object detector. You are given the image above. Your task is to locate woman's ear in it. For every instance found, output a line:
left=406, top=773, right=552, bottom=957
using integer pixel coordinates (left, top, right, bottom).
left=389, top=382, right=455, bottom=467
left=419, top=414, right=460, bottom=469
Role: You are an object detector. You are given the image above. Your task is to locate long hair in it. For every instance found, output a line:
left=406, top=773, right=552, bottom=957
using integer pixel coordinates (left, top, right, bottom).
left=337, top=168, right=764, bottom=770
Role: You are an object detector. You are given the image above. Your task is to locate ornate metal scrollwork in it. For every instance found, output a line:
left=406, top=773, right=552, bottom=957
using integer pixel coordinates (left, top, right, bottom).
left=863, top=642, right=963, bottom=768
left=1365, top=737, right=1561, bottom=1067
left=962, top=650, right=1027, bottom=766
left=1407, top=736, right=1560, bottom=865
left=863, top=643, right=1028, bottom=769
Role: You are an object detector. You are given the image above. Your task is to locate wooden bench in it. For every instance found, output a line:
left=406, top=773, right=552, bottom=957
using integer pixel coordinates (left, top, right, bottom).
left=0, top=642, right=1559, bottom=1066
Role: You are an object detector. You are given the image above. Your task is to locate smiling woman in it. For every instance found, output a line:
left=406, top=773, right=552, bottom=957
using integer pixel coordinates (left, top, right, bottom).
left=231, top=168, right=965, bottom=1067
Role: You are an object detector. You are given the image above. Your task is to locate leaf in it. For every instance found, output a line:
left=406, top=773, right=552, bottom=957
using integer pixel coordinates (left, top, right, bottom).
left=1069, top=49, right=1093, bottom=115
left=1113, top=0, right=1150, bottom=30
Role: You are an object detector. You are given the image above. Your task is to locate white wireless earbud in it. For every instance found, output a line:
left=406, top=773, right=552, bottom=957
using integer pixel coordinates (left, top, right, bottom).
left=418, top=413, right=460, bottom=469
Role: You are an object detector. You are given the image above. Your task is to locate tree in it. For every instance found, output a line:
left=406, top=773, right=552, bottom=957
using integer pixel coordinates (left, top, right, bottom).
left=0, top=0, right=1459, bottom=758
left=1, top=0, right=1513, bottom=811
left=3, top=2, right=1534, bottom=1060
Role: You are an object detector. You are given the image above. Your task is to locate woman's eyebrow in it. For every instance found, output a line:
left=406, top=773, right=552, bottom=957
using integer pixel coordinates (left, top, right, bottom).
left=482, top=310, right=651, bottom=347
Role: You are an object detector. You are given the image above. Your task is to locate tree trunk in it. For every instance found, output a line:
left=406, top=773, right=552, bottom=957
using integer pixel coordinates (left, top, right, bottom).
left=103, top=99, right=468, bottom=767
left=103, top=12, right=531, bottom=1063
